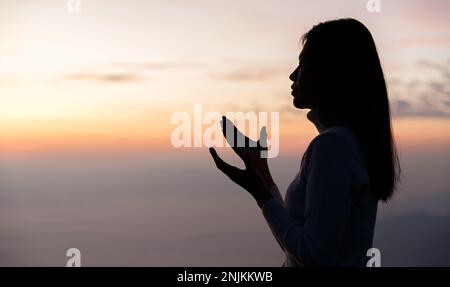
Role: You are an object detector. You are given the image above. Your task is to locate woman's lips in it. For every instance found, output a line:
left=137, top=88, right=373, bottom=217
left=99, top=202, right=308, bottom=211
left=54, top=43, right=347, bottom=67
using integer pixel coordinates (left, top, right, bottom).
left=291, top=84, right=297, bottom=96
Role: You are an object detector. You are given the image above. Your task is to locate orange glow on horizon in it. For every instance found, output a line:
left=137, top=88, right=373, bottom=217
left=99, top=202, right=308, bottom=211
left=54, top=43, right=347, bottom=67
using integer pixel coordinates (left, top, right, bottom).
left=1, top=116, right=449, bottom=155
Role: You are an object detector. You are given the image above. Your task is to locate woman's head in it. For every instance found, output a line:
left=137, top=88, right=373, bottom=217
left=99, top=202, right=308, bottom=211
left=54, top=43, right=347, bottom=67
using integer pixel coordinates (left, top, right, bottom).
left=290, top=18, right=400, bottom=201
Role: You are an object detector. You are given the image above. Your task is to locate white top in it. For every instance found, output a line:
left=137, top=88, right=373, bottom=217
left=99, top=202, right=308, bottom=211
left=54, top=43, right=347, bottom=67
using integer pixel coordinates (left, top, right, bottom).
left=261, top=126, right=378, bottom=266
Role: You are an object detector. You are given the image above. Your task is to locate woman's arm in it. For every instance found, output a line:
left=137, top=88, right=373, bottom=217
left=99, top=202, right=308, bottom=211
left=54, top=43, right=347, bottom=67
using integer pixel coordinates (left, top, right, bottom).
left=261, top=184, right=286, bottom=253
left=269, top=183, right=284, bottom=205
left=260, top=133, right=353, bottom=266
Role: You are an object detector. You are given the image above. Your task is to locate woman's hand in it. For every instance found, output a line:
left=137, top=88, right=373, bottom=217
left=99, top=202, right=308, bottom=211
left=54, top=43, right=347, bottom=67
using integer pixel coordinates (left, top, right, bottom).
left=209, top=116, right=275, bottom=207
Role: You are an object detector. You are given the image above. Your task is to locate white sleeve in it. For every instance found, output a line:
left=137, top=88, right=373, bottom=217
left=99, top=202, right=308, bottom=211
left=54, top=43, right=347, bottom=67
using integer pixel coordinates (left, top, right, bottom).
left=269, top=183, right=284, bottom=205
left=261, top=184, right=286, bottom=254
left=260, top=133, right=353, bottom=266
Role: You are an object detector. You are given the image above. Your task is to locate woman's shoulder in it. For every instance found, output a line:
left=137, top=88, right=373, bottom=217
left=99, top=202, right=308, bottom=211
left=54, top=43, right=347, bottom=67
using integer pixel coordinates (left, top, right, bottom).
left=306, top=126, right=364, bottom=165
left=310, top=126, right=355, bottom=150
left=301, top=127, right=370, bottom=196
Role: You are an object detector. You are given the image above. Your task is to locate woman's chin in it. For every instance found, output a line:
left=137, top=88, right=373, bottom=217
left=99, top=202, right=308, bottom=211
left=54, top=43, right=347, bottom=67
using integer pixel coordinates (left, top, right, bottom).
left=293, top=97, right=309, bottom=109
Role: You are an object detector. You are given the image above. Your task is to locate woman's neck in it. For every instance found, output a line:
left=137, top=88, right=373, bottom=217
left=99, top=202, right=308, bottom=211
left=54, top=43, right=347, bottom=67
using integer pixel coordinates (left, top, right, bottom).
left=306, top=108, right=327, bottom=133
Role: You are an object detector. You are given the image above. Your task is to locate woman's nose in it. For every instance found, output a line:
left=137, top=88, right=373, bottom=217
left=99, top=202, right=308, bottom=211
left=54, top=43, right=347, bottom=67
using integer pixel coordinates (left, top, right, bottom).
left=289, top=67, right=299, bottom=82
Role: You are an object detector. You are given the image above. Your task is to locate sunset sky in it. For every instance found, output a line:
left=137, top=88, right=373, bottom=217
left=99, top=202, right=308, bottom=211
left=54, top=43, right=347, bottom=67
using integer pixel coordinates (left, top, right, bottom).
left=0, top=0, right=449, bottom=154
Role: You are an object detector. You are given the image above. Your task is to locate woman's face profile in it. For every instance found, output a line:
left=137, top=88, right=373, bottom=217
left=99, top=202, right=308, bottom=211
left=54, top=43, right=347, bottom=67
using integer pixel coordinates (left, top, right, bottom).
left=289, top=43, right=314, bottom=109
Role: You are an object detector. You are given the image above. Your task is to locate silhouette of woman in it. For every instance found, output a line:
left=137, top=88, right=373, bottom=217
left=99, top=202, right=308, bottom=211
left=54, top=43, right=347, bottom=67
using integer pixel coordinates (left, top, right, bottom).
left=209, top=18, right=400, bottom=266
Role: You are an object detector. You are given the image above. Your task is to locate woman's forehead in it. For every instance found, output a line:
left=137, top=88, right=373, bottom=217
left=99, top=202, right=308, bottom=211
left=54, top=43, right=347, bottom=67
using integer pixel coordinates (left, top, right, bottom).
left=299, top=42, right=311, bottom=59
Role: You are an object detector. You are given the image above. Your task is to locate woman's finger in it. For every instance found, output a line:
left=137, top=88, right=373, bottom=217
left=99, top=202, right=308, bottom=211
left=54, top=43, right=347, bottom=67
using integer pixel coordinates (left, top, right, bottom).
left=221, top=116, right=246, bottom=148
left=209, top=147, right=243, bottom=179
left=220, top=116, right=257, bottom=156
left=209, top=147, right=225, bottom=168
left=258, top=126, right=268, bottom=150
left=242, top=151, right=256, bottom=170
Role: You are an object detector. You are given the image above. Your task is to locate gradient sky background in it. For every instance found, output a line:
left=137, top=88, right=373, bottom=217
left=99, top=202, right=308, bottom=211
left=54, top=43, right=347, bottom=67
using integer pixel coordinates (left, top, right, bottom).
left=0, top=0, right=449, bottom=266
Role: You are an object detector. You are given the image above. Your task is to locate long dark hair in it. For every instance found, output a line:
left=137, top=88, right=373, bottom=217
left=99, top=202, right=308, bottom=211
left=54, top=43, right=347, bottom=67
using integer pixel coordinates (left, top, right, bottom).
left=302, top=18, right=400, bottom=201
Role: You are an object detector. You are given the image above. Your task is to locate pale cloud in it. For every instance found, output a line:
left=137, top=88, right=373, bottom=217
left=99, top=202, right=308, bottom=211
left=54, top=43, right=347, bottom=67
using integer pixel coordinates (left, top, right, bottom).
left=389, top=59, right=450, bottom=117
left=65, top=72, right=140, bottom=83
left=209, top=68, right=286, bottom=82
